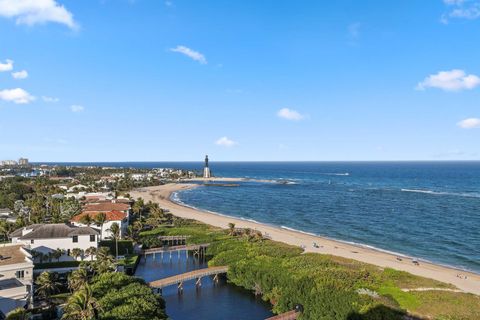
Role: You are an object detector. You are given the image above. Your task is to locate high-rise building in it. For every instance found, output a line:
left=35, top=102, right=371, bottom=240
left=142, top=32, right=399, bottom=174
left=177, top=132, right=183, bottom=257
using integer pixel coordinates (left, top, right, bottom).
left=18, top=158, right=29, bottom=166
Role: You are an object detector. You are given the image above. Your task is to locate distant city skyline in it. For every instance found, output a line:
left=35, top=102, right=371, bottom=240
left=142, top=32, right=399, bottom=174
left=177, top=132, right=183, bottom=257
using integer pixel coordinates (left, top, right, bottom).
left=0, top=0, right=479, bottom=161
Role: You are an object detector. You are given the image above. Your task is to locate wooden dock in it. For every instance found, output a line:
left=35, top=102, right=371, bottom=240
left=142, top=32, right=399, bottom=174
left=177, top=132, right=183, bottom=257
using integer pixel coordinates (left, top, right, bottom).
left=149, top=266, right=228, bottom=291
left=142, top=243, right=210, bottom=257
left=158, top=235, right=189, bottom=246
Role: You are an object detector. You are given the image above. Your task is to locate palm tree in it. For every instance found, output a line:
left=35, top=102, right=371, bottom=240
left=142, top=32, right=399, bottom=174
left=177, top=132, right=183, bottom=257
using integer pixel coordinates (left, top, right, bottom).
left=79, top=214, right=93, bottom=227
left=70, top=248, right=83, bottom=261
left=93, top=247, right=115, bottom=274
left=68, top=268, right=89, bottom=292
left=107, top=222, right=120, bottom=260
left=228, top=222, right=236, bottom=236
left=85, top=247, right=97, bottom=261
left=62, top=285, right=100, bottom=320
left=52, top=248, right=64, bottom=262
left=93, top=212, right=107, bottom=241
left=5, top=307, right=29, bottom=320
left=125, top=225, right=135, bottom=241
left=35, top=271, right=61, bottom=304
left=132, top=198, right=144, bottom=220
left=31, top=250, right=44, bottom=263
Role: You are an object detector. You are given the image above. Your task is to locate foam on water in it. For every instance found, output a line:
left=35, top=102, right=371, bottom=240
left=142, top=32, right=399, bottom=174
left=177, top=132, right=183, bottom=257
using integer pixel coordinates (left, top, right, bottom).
left=401, top=188, right=480, bottom=198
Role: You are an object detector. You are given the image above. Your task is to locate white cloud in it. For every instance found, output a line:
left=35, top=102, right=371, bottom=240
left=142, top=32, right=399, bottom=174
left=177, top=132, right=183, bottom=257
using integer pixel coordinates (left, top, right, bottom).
left=11, top=70, right=28, bottom=79
left=442, top=0, right=480, bottom=23
left=42, top=96, right=59, bottom=102
left=0, top=88, right=35, bottom=104
left=70, top=105, right=84, bottom=112
left=215, top=136, right=236, bottom=147
left=170, top=45, right=207, bottom=64
left=0, top=59, right=13, bottom=72
left=277, top=108, right=305, bottom=121
left=416, top=69, right=480, bottom=91
left=457, top=118, right=480, bottom=128
left=0, top=0, right=77, bottom=29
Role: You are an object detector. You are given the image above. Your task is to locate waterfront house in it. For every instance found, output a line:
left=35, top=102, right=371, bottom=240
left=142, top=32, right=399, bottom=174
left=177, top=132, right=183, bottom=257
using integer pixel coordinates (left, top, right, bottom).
left=0, top=244, right=34, bottom=316
left=10, top=224, right=99, bottom=261
left=83, top=201, right=131, bottom=222
left=71, top=210, right=128, bottom=239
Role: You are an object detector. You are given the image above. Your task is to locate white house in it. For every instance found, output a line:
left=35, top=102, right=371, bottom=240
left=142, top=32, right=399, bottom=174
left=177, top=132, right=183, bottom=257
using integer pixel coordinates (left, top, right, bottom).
left=71, top=210, right=128, bottom=239
left=0, top=208, right=17, bottom=224
left=0, top=244, right=34, bottom=316
left=10, top=224, right=99, bottom=261
left=67, top=184, right=89, bottom=193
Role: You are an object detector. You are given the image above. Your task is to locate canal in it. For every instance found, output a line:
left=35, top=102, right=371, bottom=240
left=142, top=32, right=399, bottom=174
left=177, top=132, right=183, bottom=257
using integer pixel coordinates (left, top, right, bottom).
left=135, top=252, right=274, bottom=320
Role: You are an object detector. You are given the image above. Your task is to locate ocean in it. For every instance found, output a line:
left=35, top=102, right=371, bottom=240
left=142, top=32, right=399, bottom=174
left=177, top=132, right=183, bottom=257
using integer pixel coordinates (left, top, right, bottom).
left=42, top=161, right=480, bottom=273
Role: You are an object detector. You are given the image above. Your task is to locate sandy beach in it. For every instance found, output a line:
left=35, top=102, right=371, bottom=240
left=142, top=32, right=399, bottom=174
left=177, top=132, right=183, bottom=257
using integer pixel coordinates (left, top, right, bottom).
left=131, top=183, right=480, bottom=295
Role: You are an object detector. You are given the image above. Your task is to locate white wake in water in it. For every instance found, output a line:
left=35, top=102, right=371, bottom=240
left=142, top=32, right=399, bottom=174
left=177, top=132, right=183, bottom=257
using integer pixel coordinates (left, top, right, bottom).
left=401, top=189, right=480, bottom=198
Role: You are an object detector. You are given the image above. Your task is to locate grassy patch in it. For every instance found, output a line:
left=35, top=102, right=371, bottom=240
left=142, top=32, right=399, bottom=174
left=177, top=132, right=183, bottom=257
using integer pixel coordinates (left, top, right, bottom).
left=377, top=286, right=420, bottom=310
left=410, top=291, right=480, bottom=319
left=381, top=268, right=456, bottom=289
left=117, top=254, right=139, bottom=268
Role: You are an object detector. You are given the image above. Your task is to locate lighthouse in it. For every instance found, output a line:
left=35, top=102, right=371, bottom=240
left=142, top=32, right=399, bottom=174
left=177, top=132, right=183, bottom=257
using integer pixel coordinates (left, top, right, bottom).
left=203, top=155, right=211, bottom=178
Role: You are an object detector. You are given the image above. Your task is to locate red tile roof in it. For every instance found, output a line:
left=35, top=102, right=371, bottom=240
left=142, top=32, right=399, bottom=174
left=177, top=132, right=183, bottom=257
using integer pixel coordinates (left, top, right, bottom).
left=83, top=202, right=130, bottom=212
left=71, top=210, right=127, bottom=223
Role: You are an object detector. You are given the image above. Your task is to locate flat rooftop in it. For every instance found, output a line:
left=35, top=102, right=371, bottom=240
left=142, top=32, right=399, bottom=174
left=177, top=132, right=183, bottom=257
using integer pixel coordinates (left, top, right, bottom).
left=0, top=245, right=27, bottom=266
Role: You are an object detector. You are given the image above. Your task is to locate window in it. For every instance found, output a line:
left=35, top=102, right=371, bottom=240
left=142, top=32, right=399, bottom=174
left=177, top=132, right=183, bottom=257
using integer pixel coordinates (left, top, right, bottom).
left=90, top=235, right=96, bottom=242
left=73, top=235, right=78, bottom=243
left=16, top=270, right=25, bottom=279
left=30, top=239, right=34, bottom=244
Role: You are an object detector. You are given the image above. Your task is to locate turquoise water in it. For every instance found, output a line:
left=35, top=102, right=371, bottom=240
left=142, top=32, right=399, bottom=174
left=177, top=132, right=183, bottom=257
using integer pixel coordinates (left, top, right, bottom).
left=41, top=161, right=480, bottom=273
left=172, top=162, right=480, bottom=273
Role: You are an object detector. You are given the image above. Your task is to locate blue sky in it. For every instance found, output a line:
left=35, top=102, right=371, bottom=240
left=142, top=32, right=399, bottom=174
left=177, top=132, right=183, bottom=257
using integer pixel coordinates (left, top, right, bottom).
left=0, top=0, right=479, bottom=161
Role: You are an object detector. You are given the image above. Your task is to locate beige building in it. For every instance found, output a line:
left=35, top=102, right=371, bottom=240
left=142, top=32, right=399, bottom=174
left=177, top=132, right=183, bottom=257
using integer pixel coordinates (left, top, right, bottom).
left=0, top=244, right=34, bottom=316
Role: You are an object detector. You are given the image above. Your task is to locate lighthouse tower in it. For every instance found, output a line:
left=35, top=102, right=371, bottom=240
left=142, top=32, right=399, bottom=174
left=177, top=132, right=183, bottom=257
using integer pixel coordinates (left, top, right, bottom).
left=203, top=155, right=211, bottom=178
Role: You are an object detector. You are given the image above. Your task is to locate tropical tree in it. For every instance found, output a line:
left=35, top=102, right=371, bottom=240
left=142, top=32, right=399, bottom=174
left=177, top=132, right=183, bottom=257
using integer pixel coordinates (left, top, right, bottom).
left=132, top=197, right=144, bottom=220
left=85, top=247, right=97, bottom=261
left=62, top=285, right=100, bottom=320
left=228, top=222, right=236, bottom=236
left=0, top=220, right=13, bottom=241
left=94, top=212, right=107, bottom=240
left=31, top=250, right=44, bottom=263
left=5, top=307, right=29, bottom=320
left=107, top=222, right=120, bottom=260
left=52, top=248, right=64, bottom=262
left=35, top=271, right=61, bottom=303
left=80, top=214, right=93, bottom=226
left=68, top=267, right=89, bottom=292
left=71, top=248, right=84, bottom=261
left=93, top=247, right=115, bottom=274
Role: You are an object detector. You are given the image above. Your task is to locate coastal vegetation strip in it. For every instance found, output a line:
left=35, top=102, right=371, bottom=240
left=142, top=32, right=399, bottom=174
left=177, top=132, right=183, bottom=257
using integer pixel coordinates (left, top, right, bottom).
left=140, top=219, right=480, bottom=320
left=130, top=184, right=480, bottom=296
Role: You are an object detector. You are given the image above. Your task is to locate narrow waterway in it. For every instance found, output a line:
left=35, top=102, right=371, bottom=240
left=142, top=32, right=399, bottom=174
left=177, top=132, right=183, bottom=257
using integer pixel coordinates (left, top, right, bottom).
left=135, top=252, right=273, bottom=320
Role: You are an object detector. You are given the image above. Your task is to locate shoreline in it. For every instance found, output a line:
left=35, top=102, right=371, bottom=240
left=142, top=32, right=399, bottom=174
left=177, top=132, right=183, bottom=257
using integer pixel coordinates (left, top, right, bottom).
left=131, top=183, right=480, bottom=295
